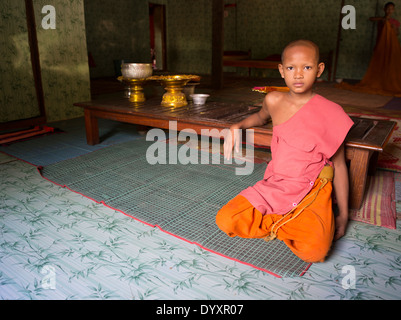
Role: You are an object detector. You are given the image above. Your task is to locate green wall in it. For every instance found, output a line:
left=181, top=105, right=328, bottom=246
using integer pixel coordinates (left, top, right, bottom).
left=165, top=0, right=212, bottom=74
left=0, top=0, right=91, bottom=124
left=2, top=0, right=400, bottom=124
left=232, top=0, right=401, bottom=79
left=85, top=0, right=401, bottom=80
left=84, top=0, right=150, bottom=78
left=35, top=0, right=91, bottom=122
left=0, top=0, right=39, bottom=123
left=232, top=0, right=340, bottom=78
left=84, top=0, right=213, bottom=77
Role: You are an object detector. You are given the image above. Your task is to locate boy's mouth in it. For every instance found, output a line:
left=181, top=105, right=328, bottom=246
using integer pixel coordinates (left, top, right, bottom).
left=293, top=82, right=304, bottom=87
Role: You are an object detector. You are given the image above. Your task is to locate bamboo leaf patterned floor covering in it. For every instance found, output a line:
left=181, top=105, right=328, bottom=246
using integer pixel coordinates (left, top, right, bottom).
left=2, top=142, right=401, bottom=299
left=38, top=139, right=310, bottom=278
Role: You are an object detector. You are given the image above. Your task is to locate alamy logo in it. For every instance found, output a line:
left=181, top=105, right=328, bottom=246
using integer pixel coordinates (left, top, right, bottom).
left=41, top=265, right=56, bottom=290
left=145, top=121, right=254, bottom=175
left=342, top=5, right=356, bottom=29
left=341, top=265, right=356, bottom=289
left=41, top=5, right=56, bottom=30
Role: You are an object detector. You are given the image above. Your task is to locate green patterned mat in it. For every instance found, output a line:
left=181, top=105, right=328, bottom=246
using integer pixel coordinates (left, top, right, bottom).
left=39, top=139, right=310, bottom=277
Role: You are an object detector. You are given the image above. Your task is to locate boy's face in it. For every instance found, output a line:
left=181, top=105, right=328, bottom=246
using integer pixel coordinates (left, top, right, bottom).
left=385, top=4, right=395, bottom=16
left=278, top=45, right=324, bottom=94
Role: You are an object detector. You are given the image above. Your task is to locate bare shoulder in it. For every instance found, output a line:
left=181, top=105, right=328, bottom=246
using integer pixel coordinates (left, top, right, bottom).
left=263, top=91, right=286, bottom=112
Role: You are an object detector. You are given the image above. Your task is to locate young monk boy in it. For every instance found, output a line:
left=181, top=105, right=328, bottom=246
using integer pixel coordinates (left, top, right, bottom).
left=216, top=40, right=354, bottom=263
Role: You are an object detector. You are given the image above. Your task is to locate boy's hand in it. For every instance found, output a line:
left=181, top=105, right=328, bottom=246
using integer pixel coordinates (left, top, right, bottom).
left=224, top=126, right=240, bottom=160
left=334, top=214, right=348, bottom=240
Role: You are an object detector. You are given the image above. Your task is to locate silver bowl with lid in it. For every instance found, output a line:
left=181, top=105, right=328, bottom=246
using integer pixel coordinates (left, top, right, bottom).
left=121, top=63, right=153, bottom=79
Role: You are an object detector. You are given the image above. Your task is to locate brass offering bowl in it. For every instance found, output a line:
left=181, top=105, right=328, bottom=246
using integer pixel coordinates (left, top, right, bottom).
left=149, top=75, right=201, bottom=107
left=118, top=76, right=149, bottom=104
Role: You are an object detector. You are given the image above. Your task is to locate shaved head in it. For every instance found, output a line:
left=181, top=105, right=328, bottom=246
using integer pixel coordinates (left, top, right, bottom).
left=281, top=40, right=320, bottom=64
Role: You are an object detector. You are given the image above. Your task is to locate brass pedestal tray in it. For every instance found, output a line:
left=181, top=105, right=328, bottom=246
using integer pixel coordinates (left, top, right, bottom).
left=149, top=75, right=201, bottom=107
left=118, top=76, right=149, bottom=104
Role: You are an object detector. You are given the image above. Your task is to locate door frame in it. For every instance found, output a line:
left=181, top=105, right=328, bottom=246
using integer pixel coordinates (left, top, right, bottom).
left=149, top=2, right=167, bottom=71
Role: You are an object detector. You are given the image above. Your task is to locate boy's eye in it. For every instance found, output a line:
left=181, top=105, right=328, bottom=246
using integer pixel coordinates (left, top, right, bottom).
left=287, top=66, right=293, bottom=70
left=304, top=66, right=312, bottom=70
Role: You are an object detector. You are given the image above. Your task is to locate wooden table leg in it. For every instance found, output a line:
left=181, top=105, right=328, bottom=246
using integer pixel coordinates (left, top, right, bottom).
left=348, top=148, right=372, bottom=210
left=84, top=109, right=99, bottom=145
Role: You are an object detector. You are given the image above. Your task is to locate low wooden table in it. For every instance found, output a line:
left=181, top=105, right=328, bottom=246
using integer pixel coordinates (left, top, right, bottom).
left=74, top=95, right=396, bottom=210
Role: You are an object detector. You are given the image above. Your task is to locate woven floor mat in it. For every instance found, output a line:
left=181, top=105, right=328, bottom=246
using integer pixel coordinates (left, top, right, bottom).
left=350, top=170, right=397, bottom=229
left=39, top=139, right=311, bottom=277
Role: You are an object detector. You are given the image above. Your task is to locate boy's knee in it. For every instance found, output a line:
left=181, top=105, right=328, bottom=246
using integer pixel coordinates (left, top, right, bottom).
left=215, top=205, right=236, bottom=237
left=215, top=196, right=268, bottom=239
left=288, top=237, right=332, bottom=263
left=215, top=208, right=226, bottom=229
left=298, top=245, right=330, bottom=263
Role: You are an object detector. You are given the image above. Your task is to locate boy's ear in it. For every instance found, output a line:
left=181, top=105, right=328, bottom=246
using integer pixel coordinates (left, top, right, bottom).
left=317, top=62, right=325, bottom=78
left=278, top=64, right=284, bottom=78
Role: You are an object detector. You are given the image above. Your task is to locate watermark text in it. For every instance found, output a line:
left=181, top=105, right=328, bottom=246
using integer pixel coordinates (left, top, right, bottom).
left=42, top=5, right=56, bottom=30
left=145, top=121, right=254, bottom=175
left=342, top=5, right=356, bottom=29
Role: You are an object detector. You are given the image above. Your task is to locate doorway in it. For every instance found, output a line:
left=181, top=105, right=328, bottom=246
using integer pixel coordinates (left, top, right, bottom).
left=149, top=3, right=167, bottom=71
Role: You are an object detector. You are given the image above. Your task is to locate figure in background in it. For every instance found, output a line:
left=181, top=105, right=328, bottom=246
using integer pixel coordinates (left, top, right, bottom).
left=370, top=1, right=400, bottom=44
left=340, top=2, right=401, bottom=96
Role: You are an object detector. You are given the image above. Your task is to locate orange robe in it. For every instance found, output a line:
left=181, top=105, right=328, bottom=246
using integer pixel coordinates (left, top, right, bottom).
left=339, top=20, right=401, bottom=96
left=216, top=166, right=334, bottom=263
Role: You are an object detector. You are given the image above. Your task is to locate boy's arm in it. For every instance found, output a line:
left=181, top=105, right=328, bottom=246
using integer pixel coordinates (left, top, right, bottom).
left=236, top=95, right=272, bottom=129
left=224, top=96, right=271, bottom=159
left=331, top=143, right=349, bottom=240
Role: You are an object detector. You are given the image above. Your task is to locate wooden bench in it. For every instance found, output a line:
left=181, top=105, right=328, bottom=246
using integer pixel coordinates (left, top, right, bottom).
left=223, top=50, right=277, bottom=76
left=75, top=96, right=396, bottom=210
left=223, top=50, right=334, bottom=80
left=223, top=59, right=280, bottom=76
left=223, top=50, right=251, bottom=61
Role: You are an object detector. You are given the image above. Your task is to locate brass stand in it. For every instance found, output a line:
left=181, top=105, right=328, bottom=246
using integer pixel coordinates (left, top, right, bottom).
left=118, top=77, right=148, bottom=105
left=160, top=78, right=191, bottom=107
left=149, top=75, right=200, bottom=107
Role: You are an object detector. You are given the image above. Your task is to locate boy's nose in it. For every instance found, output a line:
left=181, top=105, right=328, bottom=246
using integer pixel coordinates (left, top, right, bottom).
left=294, top=70, right=303, bottom=78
